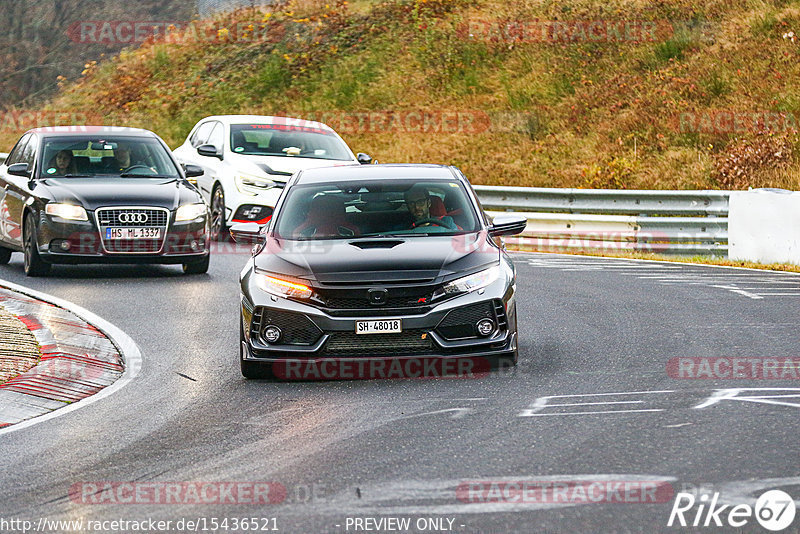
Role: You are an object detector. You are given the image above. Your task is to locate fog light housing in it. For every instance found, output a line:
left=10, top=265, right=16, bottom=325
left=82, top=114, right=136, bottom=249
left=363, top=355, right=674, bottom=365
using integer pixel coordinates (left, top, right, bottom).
left=263, top=325, right=282, bottom=343
left=50, top=239, right=71, bottom=251
left=476, top=318, right=495, bottom=337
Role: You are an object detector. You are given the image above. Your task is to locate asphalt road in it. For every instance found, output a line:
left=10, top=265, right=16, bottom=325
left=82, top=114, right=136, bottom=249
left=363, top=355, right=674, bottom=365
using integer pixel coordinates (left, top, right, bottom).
left=1, top=250, right=800, bottom=533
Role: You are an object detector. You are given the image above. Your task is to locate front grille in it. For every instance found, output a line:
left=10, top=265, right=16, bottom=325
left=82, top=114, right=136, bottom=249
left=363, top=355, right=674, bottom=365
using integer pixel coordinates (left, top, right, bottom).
left=436, top=301, right=497, bottom=340
left=324, top=330, right=432, bottom=354
left=96, top=207, right=169, bottom=254
left=97, top=208, right=169, bottom=227
left=324, top=296, right=430, bottom=309
left=318, top=286, right=435, bottom=311
left=252, top=307, right=323, bottom=346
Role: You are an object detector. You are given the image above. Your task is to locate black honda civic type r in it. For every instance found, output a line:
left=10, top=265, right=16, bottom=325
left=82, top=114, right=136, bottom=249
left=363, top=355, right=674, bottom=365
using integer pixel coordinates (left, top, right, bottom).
left=231, top=164, right=527, bottom=379
left=0, top=126, right=210, bottom=276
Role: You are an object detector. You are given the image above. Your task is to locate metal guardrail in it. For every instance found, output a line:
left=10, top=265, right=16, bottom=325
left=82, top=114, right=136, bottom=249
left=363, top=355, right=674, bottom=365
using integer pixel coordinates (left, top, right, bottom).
left=474, top=186, right=730, bottom=256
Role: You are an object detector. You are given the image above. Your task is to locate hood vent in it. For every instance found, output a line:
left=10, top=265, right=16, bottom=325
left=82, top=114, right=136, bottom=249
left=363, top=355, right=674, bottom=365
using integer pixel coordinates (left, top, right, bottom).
left=255, top=163, right=293, bottom=178
left=349, top=240, right=405, bottom=250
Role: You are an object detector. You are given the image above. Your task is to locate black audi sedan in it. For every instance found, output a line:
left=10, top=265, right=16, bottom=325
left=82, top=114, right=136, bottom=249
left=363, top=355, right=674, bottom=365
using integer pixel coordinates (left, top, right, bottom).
left=232, top=164, right=527, bottom=379
left=0, top=126, right=210, bottom=276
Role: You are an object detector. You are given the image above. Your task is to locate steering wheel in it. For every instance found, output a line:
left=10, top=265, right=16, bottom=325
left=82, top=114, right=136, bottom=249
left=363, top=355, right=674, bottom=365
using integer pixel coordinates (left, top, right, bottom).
left=413, top=217, right=448, bottom=228
left=121, top=164, right=155, bottom=175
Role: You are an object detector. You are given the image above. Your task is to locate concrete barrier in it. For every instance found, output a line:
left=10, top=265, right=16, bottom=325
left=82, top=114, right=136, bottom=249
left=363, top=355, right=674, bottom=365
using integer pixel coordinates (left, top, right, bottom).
left=729, top=189, right=800, bottom=266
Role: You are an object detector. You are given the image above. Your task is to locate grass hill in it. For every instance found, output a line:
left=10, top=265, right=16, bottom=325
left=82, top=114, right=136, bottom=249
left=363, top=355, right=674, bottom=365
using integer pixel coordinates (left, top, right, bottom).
left=8, top=0, right=800, bottom=189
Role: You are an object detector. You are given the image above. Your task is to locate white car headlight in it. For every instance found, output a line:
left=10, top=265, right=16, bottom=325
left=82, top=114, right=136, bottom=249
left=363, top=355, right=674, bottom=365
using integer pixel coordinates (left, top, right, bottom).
left=255, top=273, right=313, bottom=299
left=235, top=173, right=276, bottom=195
left=175, top=203, right=207, bottom=222
left=45, top=203, right=88, bottom=221
left=442, top=265, right=500, bottom=295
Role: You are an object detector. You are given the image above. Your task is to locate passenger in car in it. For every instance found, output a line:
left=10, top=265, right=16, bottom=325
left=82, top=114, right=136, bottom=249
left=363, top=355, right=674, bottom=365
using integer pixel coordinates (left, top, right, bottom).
left=47, top=150, right=77, bottom=176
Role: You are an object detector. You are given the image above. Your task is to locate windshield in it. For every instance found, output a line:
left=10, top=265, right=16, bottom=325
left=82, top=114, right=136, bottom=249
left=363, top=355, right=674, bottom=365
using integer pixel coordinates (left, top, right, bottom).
left=38, top=136, right=180, bottom=178
left=274, top=179, right=480, bottom=240
left=230, top=124, right=353, bottom=161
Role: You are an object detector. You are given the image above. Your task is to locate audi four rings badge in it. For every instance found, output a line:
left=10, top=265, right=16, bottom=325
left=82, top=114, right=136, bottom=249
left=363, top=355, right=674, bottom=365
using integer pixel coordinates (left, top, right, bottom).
left=118, top=212, right=148, bottom=224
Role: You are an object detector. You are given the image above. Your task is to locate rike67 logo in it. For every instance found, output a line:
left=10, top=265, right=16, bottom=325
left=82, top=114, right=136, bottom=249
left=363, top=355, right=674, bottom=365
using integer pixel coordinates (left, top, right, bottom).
left=668, top=490, right=796, bottom=531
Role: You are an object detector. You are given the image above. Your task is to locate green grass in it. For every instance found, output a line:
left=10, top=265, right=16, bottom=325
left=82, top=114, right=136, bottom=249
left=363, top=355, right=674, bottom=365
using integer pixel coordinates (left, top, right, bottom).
left=4, top=0, right=796, bottom=191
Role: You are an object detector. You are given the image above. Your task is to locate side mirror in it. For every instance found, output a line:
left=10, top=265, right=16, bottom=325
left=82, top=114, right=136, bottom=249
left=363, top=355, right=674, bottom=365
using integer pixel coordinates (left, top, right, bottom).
left=488, top=214, right=527, bottom=237
left=357, top=153, right=373, bottom=165
left=183, top=164, right=204, bottom=178
left=7, top=163, right=31, bottom=178
left=230, top=222, right=265, bottom=245
left=197, top=144, right=223, bottom=160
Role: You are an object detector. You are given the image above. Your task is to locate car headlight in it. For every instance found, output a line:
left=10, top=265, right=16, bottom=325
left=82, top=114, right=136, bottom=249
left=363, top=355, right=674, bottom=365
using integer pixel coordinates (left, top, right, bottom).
left=255, top=273, right=313, bottom=299
left=441, top=265, right=500, bottom=296
left=175, top=203, right=207, bottom=222
left=45, top=203, right=88, bottom=221
left=235, top=173, right=276, bottom=195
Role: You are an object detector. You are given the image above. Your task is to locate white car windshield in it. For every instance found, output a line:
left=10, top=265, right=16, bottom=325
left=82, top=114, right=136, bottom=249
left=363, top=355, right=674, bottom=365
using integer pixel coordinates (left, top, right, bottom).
left=230, top=124, right=353, bottom=161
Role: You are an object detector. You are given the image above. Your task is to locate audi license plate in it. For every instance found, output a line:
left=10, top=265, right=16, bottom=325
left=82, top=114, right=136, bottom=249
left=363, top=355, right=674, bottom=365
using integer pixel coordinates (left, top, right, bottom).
left=105, top=227, right=161, bottom=240
left=356, top=319, right=402, bottom=334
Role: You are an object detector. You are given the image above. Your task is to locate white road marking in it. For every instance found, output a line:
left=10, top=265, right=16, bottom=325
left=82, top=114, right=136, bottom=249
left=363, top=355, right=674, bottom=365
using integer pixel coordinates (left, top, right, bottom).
left=694, top=388, right=800, bottom=410
left=519, top=390, right=674, bottom=417
left=525, top=409, right=664, bottom=416
left=709, top=285, right=764, bottom=299
left=523, top=255, right=800, bottom=300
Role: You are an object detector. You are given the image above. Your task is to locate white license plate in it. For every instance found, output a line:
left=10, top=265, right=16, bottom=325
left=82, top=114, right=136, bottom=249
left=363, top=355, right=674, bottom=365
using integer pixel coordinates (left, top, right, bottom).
left=105, top=227, right=161, bottom=240
left=356, top=319, right=402, bottom=334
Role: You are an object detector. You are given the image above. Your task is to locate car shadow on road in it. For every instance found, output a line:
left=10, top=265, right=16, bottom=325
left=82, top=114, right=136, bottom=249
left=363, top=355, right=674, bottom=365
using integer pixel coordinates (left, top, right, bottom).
left=2, top=258, right=191, bottom=280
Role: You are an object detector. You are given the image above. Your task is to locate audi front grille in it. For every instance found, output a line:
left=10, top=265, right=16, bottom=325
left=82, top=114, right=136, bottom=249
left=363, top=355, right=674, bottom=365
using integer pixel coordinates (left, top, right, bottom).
left=95, top=206, right=169, bottom=254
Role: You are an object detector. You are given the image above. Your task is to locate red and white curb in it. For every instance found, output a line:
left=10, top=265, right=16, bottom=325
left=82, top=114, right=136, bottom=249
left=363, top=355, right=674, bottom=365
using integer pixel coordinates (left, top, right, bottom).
left=0, top=279, right=141, bottom=434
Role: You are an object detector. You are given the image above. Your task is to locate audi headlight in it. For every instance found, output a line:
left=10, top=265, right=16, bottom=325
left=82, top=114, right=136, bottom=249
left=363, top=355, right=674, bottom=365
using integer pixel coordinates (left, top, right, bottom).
left=442, top=265, right=500, bottom=295
left=175, top=203, right=207, bottom=222
left=235, top=173, right=276, bottom=195
left=255, top=273, right=313, bottom=299
left=45, top=203, right=88, bottom=221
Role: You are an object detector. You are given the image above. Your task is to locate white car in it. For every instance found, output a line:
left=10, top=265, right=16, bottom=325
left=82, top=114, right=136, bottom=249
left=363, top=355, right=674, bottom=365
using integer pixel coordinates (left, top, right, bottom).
left=173, top=115, right=372, bottom=240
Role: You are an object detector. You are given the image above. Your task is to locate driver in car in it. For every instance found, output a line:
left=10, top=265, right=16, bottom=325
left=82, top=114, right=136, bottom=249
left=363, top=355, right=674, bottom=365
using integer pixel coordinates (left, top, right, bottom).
left=106, top=142, right=151, bottom=173
left=404, top=186, right=457, bottom=230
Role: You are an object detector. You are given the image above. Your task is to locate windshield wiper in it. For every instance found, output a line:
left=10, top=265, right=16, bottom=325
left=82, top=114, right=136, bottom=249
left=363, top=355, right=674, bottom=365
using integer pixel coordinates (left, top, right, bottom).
left=119, top=173, right=176, bottom=178
left=359, top=232, right=430, bottom=238
left=60, top=174, right=91, bottom=177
